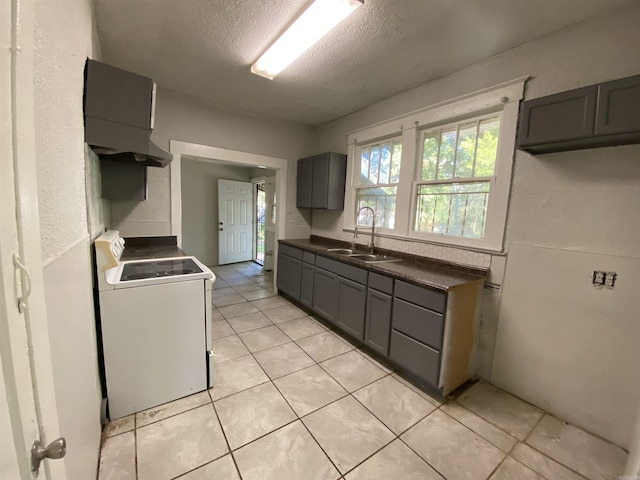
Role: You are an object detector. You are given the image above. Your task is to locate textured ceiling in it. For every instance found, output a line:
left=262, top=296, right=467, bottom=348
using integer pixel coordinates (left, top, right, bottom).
left=94, top=0, right=636, bottom=126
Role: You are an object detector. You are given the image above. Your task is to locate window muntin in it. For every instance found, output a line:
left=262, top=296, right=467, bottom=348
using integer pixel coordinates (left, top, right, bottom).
left=355, top=138, right=402, bottom=229
left=415, top=115, right=500, bottom=239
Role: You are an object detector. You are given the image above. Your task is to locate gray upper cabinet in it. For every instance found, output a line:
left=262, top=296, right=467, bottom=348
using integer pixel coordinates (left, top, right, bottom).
left=296, top=152, right=347, bottom=210
left=296, top=156, right=314, bottom=208
left=595, top=75, right=640, bottom=135
left=84, top=59, right=153, bottom=130
left=517, top=74, right=640, bottom=154
left=517, top=86, right=597, bottom=151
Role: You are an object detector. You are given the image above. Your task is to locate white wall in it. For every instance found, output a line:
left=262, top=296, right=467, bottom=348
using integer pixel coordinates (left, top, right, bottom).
left=109, top=89, right=316, bottom=239
left=313, top=3, right=640, bottom=448
left=111, top=166, right=172, bottom=237
left=493, top=245, right=640, bottom=449
left=181, top=160, right=258, bottom=266
left=33, top=0, right=104, bottom=477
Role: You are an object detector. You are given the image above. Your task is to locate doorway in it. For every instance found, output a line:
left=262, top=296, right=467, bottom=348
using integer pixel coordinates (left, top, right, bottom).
left=169, top=141, right=287, bottom=276
left=255, top=181, right=266, bottom=265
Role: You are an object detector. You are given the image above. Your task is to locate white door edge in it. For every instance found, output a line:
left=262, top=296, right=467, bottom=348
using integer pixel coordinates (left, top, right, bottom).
left=1, top=0, right=67, bottom=477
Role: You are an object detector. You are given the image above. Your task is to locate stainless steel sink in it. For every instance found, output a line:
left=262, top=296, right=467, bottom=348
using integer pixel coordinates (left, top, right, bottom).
left=326, top=248, right=354, bottom=255
left=348, top=254, right=402, bottom=263
left=326, top=248, right=401, bottom=263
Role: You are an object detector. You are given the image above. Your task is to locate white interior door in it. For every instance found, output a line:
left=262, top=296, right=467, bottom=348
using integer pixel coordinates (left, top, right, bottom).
left=218, top=179, right=254, bottom=265
left=1, top=2, right=68, bottom=477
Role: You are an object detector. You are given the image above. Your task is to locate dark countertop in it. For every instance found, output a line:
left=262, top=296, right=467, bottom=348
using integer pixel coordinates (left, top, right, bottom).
left=280, top=236, right=488, bottom=291
left=121, top=236, right=187, bottom=260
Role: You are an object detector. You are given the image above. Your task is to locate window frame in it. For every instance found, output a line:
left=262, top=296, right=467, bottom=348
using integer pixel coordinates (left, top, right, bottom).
left=343, top=78, right=525, bottom=252
left=409, top=111, right=505, bottom=247
left=352, top=135, right=403, bottom=233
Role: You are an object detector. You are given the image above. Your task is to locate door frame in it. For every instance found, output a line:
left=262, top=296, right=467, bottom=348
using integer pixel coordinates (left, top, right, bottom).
left=168, top=141, right=287, bottom=284
left=1, top=0, right=66, bottom=478
left=252, top=177, right=267, bottom=265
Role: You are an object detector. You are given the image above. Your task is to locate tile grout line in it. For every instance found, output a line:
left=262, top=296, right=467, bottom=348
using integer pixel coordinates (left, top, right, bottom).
left=208, top=395, right=244, bottom=480
left=253, top=351, right=345, bottom=478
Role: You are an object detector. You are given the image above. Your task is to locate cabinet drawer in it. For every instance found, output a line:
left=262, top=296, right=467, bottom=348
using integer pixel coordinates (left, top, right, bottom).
left=392, top=298, right=443, bottom=350
left=394, top=280, right=446, bottom=314
left=303, top=251, right=316, bottom=264
left=368, top=272, right=393, bottom=295
left=390, top=330, right=440, bottom=386
left=316, top=255, right=367, bottom=284
left=279, top=243, right=303, bottom=260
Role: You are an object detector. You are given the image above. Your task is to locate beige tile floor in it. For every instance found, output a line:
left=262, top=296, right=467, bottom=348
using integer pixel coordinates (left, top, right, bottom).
left=99, top=261, right=628, bottom=480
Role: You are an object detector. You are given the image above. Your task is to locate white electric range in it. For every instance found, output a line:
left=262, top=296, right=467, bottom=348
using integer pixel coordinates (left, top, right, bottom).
left=95, top=230, right=215, bottom=419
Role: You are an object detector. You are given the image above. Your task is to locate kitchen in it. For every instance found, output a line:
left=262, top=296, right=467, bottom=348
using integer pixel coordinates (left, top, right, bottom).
left=1, top=0, right=640, bottom=479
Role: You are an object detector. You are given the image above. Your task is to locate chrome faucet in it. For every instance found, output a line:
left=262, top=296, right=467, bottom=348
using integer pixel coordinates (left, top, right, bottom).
left=353, top=206, right=376, bottom=254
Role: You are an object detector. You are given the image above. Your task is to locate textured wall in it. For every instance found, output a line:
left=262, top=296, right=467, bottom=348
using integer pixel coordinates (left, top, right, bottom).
left=313, top=3, right=640, bottom=448
left=109, top=89, right=316, bottom=239
left=34, top=0, right=103, bottom=261
left=110, top=166, right=172, bottom=237
left=34, top=0, right=104, bottom=477
left=314, top=3, right=640, bottom=263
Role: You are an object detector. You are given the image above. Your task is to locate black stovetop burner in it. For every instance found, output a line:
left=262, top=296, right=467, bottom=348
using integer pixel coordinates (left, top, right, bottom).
left=120, top=258, right=203, bottom=282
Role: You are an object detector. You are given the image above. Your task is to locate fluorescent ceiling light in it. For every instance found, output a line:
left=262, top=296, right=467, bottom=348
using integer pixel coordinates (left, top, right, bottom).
left=251, top=0, right=364, bottom=80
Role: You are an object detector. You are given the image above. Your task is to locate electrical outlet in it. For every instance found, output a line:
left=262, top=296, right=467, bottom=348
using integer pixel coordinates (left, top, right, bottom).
left=593, top=270, right=617, bottom=289
left=593, top=271, right=604, bottom=285
left=604, top=272, right=617, bottom=287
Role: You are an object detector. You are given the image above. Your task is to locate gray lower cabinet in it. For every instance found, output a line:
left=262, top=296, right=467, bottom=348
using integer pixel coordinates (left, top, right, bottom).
left=389, top=331, right=440, bottom=386
left=364, top=288, right=392, bottom=356
left=279, top=242, right=483, bottom=397
left=336, top=277, right=366, bottom=340
left=389, top=280, right=447, bottom=389
left=300, top=262, right=314, bottom=309
left=276, top=253, right=302, bottom=300
left=312, top=267, right=339, bottom=323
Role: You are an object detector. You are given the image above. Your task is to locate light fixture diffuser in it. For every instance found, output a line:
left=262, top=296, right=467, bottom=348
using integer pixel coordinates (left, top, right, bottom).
left=251, top=0, right=364, bottom=80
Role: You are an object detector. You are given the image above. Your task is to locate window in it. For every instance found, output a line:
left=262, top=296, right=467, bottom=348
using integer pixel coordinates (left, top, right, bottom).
left=344, top=79, right=523, bottom=252
left=414, top=115, right=500, bottom=239
left=354, top=137, right=402, bottom=229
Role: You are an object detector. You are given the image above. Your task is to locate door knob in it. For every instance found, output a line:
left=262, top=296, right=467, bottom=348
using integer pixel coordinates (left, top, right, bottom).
left=32, top=437, right=66, bottom=474
left=219, top=228, right=224, bottom=231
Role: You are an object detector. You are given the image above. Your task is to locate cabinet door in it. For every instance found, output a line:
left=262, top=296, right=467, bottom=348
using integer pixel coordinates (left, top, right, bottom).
left=300, top=262, right=314, bottom=309
left=311, top=153, right=330, bottom=209
left=296, top=156, right=314, bottom=208
left=276, top=254, right=301, bottom=300
left=595, top=75, right=640, bottom=135
left=313, top=267, right=339, bottom=323
left=517, top=86, right=597, bottom=148
left=337, top=277, right=366, bottom=340
left=364, top=289, right=392, bottom=356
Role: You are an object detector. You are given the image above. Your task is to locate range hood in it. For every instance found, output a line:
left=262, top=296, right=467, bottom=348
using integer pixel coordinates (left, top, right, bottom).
left=84, top=59, right=171, bottom=168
